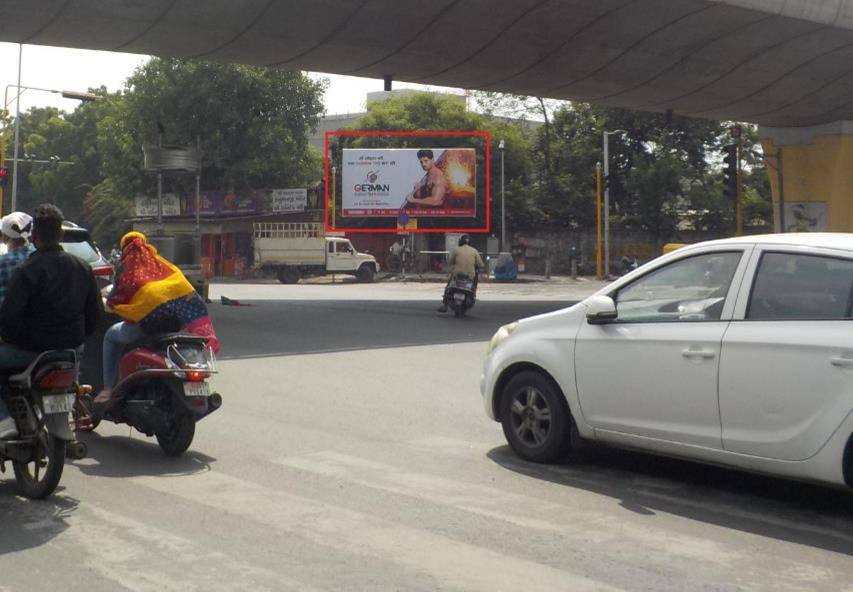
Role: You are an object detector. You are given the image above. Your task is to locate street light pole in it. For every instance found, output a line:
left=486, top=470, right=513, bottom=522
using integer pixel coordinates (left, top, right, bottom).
left=10, top=45, right=23, bottom=211
left=3, top=74, right=103, bottom=211
left=602, top=129, right=627, bottom=278
left=499, top=139, right=505, bottom=252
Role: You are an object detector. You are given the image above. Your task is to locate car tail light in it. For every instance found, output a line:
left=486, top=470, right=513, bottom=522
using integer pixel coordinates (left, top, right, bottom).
left=185, top=370, right=208, bottom=382
left=36, top=369, right=77, bottom=389
left=92, top=265, right=113, bottom=277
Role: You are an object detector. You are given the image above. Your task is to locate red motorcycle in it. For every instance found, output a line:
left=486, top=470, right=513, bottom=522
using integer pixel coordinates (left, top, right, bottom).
left=74, top=333, right=221, bottom=456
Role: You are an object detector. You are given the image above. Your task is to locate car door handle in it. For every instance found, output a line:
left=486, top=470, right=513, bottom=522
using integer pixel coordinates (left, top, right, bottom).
left=830, top=357, right=853, bottom=367
left=682, top=348, right=716, bottom=360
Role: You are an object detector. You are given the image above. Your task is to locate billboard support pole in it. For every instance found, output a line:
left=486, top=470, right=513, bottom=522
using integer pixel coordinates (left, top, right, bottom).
left=331, top=166, right=336, bottom=230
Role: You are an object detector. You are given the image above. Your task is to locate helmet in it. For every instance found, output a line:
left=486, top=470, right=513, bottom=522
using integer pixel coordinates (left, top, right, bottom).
left=458, top=234, right=470, bottom=247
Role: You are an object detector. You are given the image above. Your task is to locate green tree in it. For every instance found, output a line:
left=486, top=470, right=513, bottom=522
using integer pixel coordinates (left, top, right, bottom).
left=12, top=58, right=327, bottom=246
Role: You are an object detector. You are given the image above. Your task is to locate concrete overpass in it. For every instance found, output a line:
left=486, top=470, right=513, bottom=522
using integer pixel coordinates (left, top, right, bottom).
left=5, top=0, right=853, bottom=229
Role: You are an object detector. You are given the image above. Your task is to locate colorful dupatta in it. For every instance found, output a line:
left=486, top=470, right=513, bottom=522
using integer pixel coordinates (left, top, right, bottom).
left=107, top=232, right=220, bottom=352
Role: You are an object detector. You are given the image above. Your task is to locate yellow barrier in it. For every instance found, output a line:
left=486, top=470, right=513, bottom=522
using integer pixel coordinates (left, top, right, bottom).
left=662, top=243, right=688, bottom=254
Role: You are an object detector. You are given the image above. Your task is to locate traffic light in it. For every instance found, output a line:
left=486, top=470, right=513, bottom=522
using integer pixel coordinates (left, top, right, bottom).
left=722, top=144, right=738, bottom=202
left=0, top=166, right=8, bottom=188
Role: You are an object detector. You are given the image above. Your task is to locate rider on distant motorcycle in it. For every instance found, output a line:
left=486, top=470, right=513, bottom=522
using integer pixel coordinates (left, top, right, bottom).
left=438, top=234, right=484, bottom=313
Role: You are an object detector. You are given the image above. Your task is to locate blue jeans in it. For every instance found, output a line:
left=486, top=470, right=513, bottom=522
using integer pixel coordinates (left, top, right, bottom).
left=102, top=322, right=145, bottom=388
left=0, top=344, right=39, bottom=421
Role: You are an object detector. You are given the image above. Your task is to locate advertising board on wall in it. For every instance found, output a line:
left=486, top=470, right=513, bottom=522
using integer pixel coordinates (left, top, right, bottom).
left=271, top=188, right=308, bottom=213
left=187, top=190, right=261, bottom=216
left=342, top=148, right=476, bottom=218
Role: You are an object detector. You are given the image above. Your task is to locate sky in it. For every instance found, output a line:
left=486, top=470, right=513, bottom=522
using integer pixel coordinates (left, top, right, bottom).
left=0, top=42, right=466, bottom=117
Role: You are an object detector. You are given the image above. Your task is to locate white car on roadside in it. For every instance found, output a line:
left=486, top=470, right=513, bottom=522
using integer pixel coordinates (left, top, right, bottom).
left=482, top=233, right=853, bottom=489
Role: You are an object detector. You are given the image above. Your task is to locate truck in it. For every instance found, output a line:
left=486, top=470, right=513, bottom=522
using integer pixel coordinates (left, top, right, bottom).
left=253, top=222, right=379, bottom=284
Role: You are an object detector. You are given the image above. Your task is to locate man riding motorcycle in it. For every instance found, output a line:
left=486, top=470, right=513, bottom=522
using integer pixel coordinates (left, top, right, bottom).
left=0, top=204, right=102, bottom=438
left=438, top=234, right=484, bottom=313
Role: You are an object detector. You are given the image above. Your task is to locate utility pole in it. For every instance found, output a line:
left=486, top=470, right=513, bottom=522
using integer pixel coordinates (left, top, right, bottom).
left=595, top=162, right=603, bottom=280
left=602, top=129, right=626, bottom=277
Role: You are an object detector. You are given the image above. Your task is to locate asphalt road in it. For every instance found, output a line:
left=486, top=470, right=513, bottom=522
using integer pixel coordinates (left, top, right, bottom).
left=0, top=286, right=851, bottom=592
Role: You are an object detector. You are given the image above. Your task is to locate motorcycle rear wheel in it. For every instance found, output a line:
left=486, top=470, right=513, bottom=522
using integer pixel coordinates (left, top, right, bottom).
left=156, top=408, right=196, bottom=457
left=13, top=431, right=66, bottom=499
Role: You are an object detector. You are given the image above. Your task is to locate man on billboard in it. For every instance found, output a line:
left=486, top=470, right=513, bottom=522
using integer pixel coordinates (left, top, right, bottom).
left=404, top=150, right=448, bottom=209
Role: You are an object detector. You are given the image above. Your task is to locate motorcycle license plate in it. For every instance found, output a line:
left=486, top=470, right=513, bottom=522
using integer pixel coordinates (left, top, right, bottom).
left=453, top=293, right=466, bottom=301
left=42, top=393, right=75, bottom=414
left=183, top=382, right=210, bottom=397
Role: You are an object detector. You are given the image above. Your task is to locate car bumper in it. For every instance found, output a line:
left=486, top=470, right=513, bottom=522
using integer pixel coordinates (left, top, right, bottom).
left=481, top=353, right=501, bottom=422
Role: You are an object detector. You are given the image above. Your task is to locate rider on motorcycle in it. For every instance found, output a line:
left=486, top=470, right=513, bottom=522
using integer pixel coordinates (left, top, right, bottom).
left=438, top=234, right=484, bottom=313
left=0, top=204, right=102, bottom=438
left=0, top=211, right=35, bottom=304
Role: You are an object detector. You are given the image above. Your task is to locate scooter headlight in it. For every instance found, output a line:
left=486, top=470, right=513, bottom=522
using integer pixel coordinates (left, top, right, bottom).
left=486, top=322, right=518, bottom=355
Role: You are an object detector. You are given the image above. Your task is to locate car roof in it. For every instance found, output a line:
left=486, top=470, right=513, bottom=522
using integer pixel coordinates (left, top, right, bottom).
left=684, top=233, right=853, bottom=252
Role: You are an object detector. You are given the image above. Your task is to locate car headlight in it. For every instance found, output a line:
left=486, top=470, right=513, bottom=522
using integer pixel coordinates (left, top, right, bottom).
left=486, top=322, right=518, bottom=355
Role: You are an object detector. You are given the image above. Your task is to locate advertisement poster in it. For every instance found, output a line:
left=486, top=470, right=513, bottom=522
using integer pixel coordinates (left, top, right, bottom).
left=271, top=188, right=308, bottom=213
left=188, top=190, right=261, bottom=216
left=784, top=202, right=827, bottom=232
left=134, top=194, right=181, bottom=217
left=342, top=148, right=476, bottom=217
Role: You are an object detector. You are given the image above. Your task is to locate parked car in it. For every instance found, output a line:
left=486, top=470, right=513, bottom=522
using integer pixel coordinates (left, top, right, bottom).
left=482, top=233, right=853, bottom=489
left=60, top=222, right=114, bottom=290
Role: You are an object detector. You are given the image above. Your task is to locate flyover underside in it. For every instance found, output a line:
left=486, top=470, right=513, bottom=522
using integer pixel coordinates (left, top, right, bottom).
left=5, top=0, right=853, bottom=127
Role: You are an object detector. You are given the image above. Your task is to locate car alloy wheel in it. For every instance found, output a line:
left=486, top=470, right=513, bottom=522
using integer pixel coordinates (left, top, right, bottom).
left=500, top=370, right=573, bottom=463
left=509, top=386, right=551, bottom=447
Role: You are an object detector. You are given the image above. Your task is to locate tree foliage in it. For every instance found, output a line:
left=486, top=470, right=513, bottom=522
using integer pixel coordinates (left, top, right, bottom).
left=10, top=58, right=326, bottom=246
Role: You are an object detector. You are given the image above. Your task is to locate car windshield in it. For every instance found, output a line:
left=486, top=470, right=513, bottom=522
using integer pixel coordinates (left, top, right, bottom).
left=61, top=239, right=101, bottom=263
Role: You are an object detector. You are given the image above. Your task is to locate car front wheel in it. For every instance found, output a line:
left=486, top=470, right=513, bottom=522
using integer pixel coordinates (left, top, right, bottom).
left=500, top=370, right=574, bottom=463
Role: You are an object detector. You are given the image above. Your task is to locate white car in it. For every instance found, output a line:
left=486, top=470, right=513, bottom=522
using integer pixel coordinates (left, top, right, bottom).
left=482, top=233, right=853, bottom=489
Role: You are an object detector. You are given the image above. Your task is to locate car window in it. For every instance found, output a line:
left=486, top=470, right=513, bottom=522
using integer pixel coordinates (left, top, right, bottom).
left=614, top=251, right=742, bottom=322
left=328, top=242, right=335, bottom=254
left=747, top=252, right=853, bottom=320
left=61, top=240, right=101, bottom=263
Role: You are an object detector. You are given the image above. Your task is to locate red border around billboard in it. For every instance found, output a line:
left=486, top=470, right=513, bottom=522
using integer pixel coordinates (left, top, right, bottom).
left=324, top=130, right=491, bottom=234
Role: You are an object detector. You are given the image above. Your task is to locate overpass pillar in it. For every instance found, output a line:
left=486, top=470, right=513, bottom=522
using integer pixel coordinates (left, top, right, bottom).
left=760, top=122, right=853, bottom=233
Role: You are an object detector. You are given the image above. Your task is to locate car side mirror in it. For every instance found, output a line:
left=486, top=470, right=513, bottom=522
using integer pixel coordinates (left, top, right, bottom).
left=585, top=295, right=618, bottom=324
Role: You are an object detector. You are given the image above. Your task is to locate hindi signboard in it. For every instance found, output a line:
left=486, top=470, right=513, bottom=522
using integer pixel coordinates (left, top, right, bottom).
left=134, top=194, right=181, bottom=217
left=342, top=148, right=476, bottom=218
left=271, top=188, right=308, bottom=213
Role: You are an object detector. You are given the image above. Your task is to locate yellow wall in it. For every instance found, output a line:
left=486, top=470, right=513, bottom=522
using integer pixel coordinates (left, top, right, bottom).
left=762, top=133, right=853, bottom=232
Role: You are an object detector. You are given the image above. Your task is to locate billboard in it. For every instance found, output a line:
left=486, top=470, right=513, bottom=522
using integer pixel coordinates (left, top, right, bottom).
left=342, top=148, right=476, bottom=218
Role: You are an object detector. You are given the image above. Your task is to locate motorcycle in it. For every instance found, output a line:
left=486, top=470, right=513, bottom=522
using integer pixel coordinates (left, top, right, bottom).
left=0, top=350, right=82, bottom=499
left=74, top=333, right=221, bottom=457
left=447, top=272, right=478, bottom=318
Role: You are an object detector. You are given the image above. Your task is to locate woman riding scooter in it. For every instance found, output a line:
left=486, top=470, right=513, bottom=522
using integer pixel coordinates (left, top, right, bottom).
left=94, top=231, right=219, bottom=406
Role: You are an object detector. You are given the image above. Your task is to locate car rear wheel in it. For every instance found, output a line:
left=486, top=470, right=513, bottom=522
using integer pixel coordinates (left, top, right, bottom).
left=500, top=370, right=575, bottom=463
